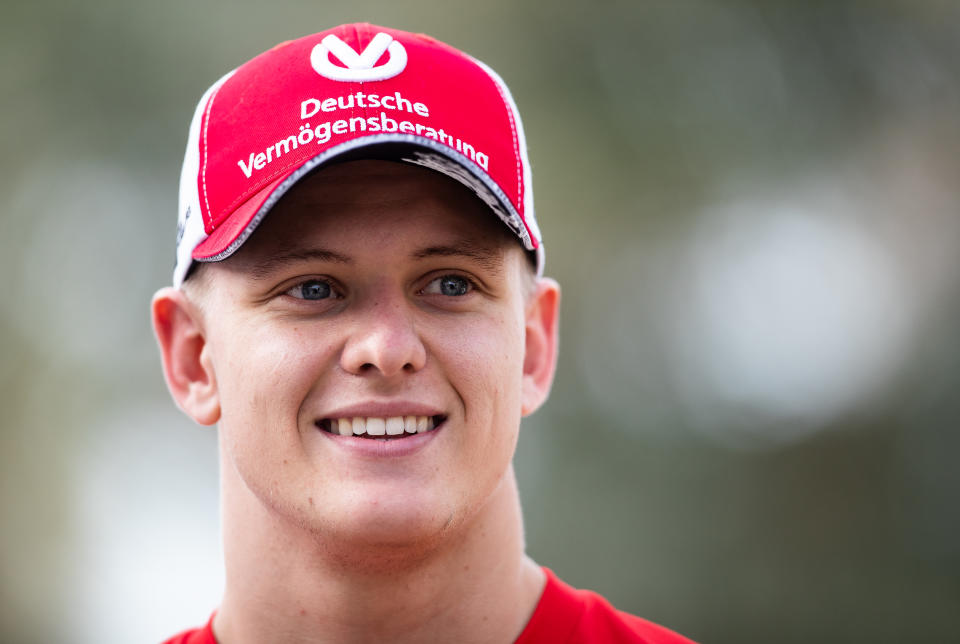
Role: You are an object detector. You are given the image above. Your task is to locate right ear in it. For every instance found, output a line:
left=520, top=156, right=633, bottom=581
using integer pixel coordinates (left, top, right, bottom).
left=151, top=287, right=220, bottom=426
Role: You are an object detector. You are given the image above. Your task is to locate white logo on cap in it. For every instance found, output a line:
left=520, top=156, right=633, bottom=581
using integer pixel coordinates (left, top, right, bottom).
left=311, top=32, right=407, bottom=82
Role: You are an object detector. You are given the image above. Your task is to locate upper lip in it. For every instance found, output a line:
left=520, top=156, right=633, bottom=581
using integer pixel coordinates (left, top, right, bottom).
left=318, top=401, right=446, bottom=419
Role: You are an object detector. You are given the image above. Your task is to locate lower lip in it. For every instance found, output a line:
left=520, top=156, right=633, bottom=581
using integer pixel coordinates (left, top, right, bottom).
left=319, top=422, right=443, bottom=458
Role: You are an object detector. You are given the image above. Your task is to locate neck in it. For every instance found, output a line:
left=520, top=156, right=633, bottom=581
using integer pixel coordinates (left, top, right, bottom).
left=214, top=454, right=544, bottom=644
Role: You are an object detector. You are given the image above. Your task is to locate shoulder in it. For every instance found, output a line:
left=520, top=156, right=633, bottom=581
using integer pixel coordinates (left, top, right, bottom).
left=515, top=568, right=697, bottom=644
left=160, top=613, right=217, bottom=644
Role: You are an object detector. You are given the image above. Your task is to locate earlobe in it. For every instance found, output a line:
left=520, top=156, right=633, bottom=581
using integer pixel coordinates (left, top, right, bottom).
left=521, top=277, right=560, bottom=416
left=151, top=287, right=221, bottom=426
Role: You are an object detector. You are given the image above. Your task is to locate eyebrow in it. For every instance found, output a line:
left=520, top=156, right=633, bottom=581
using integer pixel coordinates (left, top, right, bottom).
left=245, top=240, right=506, bottom=280
left=413, top=241, right=506, bottom=274
left=247, top=248, right=353, bottom=280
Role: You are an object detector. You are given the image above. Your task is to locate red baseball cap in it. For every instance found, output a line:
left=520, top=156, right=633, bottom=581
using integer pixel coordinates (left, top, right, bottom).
left=174, top=23, right=543, bottom=287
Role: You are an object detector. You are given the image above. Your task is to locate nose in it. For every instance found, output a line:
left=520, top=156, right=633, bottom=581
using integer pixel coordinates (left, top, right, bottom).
left=340, top=294, right=427, bottom=378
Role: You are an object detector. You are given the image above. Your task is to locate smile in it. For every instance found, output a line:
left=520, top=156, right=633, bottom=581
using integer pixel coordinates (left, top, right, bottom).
left=317, top=415, right=445, bottom=439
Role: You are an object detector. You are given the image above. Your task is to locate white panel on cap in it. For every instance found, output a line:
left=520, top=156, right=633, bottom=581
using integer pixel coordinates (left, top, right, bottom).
left=470, top=57, right=543, bottom=275
left=173, top=69, right=236, bottom=288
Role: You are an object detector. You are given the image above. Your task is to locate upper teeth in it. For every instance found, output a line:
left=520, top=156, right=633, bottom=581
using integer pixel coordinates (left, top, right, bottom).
left=329, top=416, right=435, bottom=437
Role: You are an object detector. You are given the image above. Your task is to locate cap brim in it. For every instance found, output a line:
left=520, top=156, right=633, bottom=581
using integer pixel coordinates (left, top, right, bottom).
left=192, top=173, right=288, bottom=260
left=191, top=135, right=539, bottom=270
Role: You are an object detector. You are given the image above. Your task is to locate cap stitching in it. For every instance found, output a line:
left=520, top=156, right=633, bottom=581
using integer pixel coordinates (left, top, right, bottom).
left=486, top=73, right=522, bottom=209
left=200, top=80, right=229, bottom=230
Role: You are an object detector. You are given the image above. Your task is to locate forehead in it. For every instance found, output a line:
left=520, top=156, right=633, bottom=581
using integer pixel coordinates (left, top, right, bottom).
left=228, top=160, right=519, bottom=267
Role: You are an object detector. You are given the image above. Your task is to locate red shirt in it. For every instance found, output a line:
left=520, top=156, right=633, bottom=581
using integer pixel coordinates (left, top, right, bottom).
left=162, top=568, right=696, bottom=644
left=516, top=568, right=696, bottom=643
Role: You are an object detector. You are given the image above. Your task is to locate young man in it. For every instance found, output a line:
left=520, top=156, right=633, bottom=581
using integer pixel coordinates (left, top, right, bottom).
left=153, top=23, right=695, bottom=643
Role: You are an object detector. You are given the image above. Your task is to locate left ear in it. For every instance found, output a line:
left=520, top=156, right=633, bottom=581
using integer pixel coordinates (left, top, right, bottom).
left=521, top=277, right=561, bottom=416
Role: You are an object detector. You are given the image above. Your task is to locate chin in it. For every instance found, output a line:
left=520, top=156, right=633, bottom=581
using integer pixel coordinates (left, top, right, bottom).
left=342, top=493, right=457, bottom=545
left=305, top=502, right=458, bottom=572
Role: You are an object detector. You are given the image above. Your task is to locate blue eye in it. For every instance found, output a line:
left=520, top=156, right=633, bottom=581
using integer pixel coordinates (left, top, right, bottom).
left=288, top=279, right=333, bottom=300
left=425, top=275, right=471, bottom=296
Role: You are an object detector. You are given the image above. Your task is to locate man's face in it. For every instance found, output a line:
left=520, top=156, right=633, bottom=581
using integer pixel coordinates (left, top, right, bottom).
left=190, top=161, right=538, bottom=547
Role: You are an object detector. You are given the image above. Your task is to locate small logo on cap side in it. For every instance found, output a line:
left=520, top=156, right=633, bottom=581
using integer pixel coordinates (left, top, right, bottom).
left=311, top=32, right=407, bottom=82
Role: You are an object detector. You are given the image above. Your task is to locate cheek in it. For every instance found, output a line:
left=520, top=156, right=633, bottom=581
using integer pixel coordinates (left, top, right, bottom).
left=211, top=322, right=333, bottom=442
left=445, top=311, right=526, bottom=422
left=453, top=316, right=526, bottom=502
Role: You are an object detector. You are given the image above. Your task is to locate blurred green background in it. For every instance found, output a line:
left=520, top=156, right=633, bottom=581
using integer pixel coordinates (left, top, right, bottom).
left=2, top=1, right=959, bottom=642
